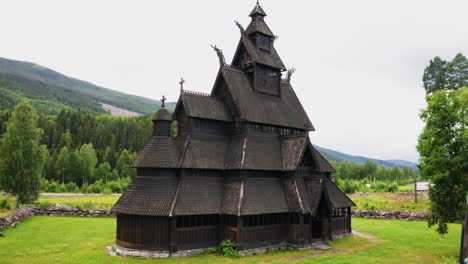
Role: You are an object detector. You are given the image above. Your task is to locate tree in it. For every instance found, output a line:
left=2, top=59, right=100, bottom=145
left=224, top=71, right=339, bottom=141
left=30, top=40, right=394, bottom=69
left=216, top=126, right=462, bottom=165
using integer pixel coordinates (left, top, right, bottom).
left=0, top=101, right=45, bottom=205
left=363, top=160, right=378, bottom=181
left=95, top=162, right=113, bottom=183
left=77, top=144, right=97, bottom=185
left=416, top=87, right=468, bottom=234
left=58, top=129, right=73, bottom=150
left=446, top=53, right=468, bottom=90
left=423, top=53, right=468, bottom=94
left=55, top=146, right=70, bottom=184
left=423, top=56, right=447, bottom=94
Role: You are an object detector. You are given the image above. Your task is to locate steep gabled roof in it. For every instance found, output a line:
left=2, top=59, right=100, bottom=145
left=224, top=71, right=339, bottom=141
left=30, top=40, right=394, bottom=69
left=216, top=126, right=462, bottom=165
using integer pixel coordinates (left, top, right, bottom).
left=173, top=92, right=233, bottom=122
left=281, top=135, right=307, bottom=170
left=309, top=144, right=336, bottom=173
left=152, top=108, right=172, bottom=121
left=132, top=136, right=179, bottom=168
left=231, top=36, right=286, bottom=70
left=221, top=67, right=313, bottom=130
left=113, top=176, right=177, bottom=216
left=245, top=18, right=274, bottom=37
left=249, top=4, right=267, bottom=17
left=324, top=178, right=356, bottom=208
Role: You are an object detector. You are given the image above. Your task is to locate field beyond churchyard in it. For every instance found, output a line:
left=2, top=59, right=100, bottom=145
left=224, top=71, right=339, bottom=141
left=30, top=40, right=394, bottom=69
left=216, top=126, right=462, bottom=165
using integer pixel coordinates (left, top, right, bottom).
left=0, top=216, right=460, bottom=264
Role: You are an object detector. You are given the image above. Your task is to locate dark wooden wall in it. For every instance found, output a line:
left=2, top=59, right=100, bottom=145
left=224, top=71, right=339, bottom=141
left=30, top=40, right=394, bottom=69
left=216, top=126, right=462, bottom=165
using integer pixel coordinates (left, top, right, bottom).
left=116, top=214, right=170, bottom=251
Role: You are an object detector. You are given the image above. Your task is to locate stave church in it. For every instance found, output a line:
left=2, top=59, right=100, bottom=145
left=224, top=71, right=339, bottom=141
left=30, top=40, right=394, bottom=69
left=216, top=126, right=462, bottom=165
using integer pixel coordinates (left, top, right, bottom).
left=112, top=2, right=355, bottom=257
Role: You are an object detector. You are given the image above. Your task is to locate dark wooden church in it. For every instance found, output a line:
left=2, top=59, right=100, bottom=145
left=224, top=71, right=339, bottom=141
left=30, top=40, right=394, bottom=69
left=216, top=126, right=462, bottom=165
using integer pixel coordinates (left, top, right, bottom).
left=113, top=3, right=355, bottom=255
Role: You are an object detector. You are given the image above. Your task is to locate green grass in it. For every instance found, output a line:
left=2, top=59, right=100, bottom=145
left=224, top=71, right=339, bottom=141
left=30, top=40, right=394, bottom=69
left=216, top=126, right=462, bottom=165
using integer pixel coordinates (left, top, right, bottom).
left=0, top=217, right=460, bottom=264
left=398, top=185, right=414, bottom=192
left=0, top=195, right=120, bottom=207
left=350, top=193, right=430, bottom=212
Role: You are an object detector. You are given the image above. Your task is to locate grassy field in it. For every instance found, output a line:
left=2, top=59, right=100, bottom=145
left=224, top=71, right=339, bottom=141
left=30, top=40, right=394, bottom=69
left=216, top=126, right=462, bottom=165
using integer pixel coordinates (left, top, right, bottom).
left=0, top=194, right=120, bottom=211
left=350, top=192, right=429, bottom=212
left=0, top=216, right=460, bottom=264
left=398, top=185, right=415, bottom=192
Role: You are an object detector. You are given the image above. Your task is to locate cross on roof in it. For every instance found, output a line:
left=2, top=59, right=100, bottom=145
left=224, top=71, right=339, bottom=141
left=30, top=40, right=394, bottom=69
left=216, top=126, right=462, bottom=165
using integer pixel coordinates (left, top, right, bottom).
left=161, top=95, right=166, bottom=108
left=179, top=78, right=185, bottom=92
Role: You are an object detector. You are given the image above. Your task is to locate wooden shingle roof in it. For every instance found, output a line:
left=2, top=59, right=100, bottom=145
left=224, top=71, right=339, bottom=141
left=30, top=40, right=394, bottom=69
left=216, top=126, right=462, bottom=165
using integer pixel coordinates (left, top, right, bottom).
left=113, top=176, right=177, bottom=216
left=241, top=176, right=289, bottom=215
left=238, top=36, right=286, bottom=70
left=132, top=136, right=179, bottom=168
left=176, top=93, right=233, bottom=122
left=173, top=175, right=223, bottom=216
left=222, top=67, right=312, bottom=130
left=324, top=178, right=356, bottom=208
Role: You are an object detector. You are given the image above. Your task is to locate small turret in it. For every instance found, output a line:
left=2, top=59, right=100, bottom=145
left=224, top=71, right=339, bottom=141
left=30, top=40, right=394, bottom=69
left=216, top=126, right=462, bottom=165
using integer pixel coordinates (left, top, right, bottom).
left=152, top=96, right=172, bottom=137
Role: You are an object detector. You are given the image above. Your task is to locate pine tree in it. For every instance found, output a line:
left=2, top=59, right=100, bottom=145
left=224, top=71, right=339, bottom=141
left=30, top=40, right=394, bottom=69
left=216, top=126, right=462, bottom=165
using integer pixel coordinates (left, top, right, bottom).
left=446, top=53, right=468, bottom=90
left=423, top=56, right=447, bottom=94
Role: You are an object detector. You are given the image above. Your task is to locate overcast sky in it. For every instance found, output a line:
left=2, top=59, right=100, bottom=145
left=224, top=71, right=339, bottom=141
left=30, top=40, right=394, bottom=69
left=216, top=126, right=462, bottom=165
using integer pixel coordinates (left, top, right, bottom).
left=1, top=0, right=467, bottom=162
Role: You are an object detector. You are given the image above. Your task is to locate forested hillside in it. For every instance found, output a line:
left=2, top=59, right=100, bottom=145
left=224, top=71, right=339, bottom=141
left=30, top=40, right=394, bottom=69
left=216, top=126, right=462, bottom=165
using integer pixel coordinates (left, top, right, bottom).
left=0, top=57, right=175, bottom=115
left=0, top=103, right=418, bottom=195
left=314, top=145, right=417, bottom=170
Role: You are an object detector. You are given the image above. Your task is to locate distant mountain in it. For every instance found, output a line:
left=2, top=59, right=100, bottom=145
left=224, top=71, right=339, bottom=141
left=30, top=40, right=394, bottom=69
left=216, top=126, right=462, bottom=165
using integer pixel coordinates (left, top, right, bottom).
left=314, top=145, right=417, bottom=170
left=0, top=57, right=175, bottom=115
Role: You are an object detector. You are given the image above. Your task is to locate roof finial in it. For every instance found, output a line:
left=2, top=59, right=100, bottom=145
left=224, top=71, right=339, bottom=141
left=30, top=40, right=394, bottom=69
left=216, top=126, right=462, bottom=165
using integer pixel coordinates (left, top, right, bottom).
left=179, top=78, right=185, bottom=93
left=234, top=20, right=245, bottom=35
left=160, top=95, right=166, bottom=108
left=211, top=45, right=226, bottom=67
left=286, top=68, right=296, bottom=83
left=257, top=0, right=259, bottom=5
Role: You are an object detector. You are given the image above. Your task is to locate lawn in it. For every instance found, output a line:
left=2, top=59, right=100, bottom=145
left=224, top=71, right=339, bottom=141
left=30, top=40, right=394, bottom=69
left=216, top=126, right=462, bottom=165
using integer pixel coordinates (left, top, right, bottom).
left=0, top=217, right=460, bottom=264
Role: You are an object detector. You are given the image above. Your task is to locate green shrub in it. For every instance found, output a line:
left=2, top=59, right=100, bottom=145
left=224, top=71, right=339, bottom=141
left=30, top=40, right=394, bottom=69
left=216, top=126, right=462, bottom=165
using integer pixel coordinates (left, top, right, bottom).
left=101, top=188, right=112, bottom=194
left=81, top=184, right=90, bottom=194
left=0, top=198, right=11, bottom=209
left=58, top=184, right=67, bottom=193
left=47, top=181, right=59, bottom=193
left=387, top=182, right=398, bottom=192
left=106, top=181, right=122, bottom=193
left=362, top=199, right=377, bottom=210
left=373, top=182, right=389, bottom=193
left=39, top=201, right=52, bottom=208
left=218, top=240, right=240, bottom=258
left=342, top=179, right=360, bottom=194
left=203, top=240, right=240, bottom=258
left=65, top=182, right=80, bottom=193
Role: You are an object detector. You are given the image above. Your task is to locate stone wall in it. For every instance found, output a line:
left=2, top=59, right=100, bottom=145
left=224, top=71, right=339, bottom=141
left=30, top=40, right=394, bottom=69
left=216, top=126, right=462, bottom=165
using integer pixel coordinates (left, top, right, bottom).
left=352, top=209, right=426, bottom=221
left=1, top=207, right=427, bottom=231
left=0, top=206, right=114, bottom=231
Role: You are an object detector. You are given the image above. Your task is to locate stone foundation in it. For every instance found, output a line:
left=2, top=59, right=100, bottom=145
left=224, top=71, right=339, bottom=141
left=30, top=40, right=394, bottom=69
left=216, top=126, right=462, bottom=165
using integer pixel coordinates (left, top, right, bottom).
left=111, top=238, right=351, bottom=258
left=113, top=244, right=210, bottom=258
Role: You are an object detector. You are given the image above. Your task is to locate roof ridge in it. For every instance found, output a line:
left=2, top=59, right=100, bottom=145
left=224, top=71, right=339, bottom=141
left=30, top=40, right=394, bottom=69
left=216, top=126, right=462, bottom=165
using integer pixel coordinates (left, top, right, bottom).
left=183, top=89, right=211, bottom=97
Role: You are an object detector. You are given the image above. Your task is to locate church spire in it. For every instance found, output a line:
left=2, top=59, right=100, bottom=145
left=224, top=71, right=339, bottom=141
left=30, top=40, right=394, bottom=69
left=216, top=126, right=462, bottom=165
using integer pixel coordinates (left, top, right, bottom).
left=249, top=2, right=267, bottom=18
left=245, top=2, right=274, bottom=37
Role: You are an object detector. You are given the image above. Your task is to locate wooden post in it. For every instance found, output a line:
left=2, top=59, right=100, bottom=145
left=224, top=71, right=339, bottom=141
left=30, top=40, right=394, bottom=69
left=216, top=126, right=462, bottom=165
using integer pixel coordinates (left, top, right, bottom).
left=299, top=214, right=305, bottom=246
left=414, top=179, right=418, bottom=204
left=169, top=217, right=177, bottom=252
left=460, top=195, right=468, bottom=264
left=347, top=207, right=352, bottom=233
left=236, top=216, right=243, bottom=250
